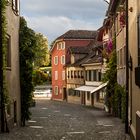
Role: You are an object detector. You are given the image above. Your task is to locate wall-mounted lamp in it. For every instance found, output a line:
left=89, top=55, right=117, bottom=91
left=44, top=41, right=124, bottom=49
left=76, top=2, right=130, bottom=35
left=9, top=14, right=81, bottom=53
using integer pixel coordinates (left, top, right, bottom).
left=129, top=7, right=133, bottom=12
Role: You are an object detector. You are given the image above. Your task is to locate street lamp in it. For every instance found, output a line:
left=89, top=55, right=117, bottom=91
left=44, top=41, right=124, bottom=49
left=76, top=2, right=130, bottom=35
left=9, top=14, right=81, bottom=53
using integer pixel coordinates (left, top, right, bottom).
left=103, top=0, right=110, bottom=4
left=125, top=0, right=129, bottom=134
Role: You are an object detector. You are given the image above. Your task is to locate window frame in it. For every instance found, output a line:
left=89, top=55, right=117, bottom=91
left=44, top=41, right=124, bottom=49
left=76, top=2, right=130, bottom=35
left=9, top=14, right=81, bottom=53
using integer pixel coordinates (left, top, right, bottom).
left=55, top=71, right=58, bottom=80
left=62, top=42, right=65, bottom=50
left=6, top=35, right=11, bottom=69
left=54, top=86, right=58, bottom=95
left=87, top=92, right=90, bottom=101
left=62, top=71, right=65, bottom=80
left=138, top=15, right=140, bottom=66
left=61, top=55, right=65, bottom=65
left=54, top=56, right=58, bottom=65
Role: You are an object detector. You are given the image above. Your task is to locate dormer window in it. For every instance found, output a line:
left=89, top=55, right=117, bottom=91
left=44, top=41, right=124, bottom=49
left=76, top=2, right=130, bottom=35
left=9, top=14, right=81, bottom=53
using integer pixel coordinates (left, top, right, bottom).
left=57, top=43, right=61, bottom=50
left=57, top=42, right=65, bottom=50
left=62, top=42, right=65, bottom=50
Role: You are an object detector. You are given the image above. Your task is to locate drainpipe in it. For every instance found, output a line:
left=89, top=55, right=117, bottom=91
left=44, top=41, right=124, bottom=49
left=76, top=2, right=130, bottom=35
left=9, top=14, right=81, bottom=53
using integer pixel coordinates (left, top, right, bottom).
left=125, top=0, right=129, bottom=134
left=0, top=0, right=5, bottom=132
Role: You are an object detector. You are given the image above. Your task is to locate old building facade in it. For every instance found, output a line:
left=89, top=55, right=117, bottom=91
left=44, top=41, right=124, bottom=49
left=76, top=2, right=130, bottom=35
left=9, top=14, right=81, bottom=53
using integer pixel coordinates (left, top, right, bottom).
left=105, top=0, right=140, bottom=139
left=6, top=0, right=20, bottom=129
left=128, top=0, right=140, bottom=139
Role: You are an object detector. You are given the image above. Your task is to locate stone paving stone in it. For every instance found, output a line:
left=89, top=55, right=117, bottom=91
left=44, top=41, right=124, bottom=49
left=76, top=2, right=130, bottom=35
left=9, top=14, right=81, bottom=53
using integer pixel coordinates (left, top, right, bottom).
left=0, top=99, right=131, bottom=140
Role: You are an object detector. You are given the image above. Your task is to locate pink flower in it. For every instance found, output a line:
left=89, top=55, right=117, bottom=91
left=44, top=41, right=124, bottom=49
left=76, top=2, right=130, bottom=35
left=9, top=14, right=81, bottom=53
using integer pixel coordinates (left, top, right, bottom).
left=107, top=39, right=113, bottom=53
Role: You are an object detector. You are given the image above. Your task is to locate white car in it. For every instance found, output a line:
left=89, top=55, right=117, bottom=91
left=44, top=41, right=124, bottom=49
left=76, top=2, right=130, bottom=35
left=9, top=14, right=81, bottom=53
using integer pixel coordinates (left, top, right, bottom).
left=33, top=89, right=52, bottom=98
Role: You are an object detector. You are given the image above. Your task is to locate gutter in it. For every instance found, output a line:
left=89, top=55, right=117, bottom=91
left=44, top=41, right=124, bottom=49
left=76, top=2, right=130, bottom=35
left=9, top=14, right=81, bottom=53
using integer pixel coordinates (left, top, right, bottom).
left=125, top=0, right=129, bottom=134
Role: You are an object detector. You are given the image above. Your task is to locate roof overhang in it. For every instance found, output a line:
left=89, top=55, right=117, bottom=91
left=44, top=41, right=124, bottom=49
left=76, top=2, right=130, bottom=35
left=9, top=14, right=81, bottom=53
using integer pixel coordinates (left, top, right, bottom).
left=74, top=86, right=97, bottom=92
left=74, top=82, right=108, bottom=93
left=82, top=62, right=102, bottom=67
left=91, top=82, right=108, bottom=94
left=50, top=39, right=63, bottom=52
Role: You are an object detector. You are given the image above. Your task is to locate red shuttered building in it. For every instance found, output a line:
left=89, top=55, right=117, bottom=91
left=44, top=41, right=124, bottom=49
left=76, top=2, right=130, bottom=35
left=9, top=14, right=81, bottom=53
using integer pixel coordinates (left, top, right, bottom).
left=51, top=30, right=97, bottom=101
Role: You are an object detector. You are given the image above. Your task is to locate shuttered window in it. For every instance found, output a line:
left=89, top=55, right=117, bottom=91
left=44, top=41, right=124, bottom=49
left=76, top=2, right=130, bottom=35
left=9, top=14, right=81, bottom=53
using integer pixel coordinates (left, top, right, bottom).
left=12, top=0, right=19, bottom=15
left=6, top=35, right=11, bottom=68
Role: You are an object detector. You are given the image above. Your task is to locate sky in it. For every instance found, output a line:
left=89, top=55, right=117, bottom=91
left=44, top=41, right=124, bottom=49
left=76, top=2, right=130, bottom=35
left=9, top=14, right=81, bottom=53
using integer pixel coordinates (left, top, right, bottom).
left=21, top=0, right=108, bottom=45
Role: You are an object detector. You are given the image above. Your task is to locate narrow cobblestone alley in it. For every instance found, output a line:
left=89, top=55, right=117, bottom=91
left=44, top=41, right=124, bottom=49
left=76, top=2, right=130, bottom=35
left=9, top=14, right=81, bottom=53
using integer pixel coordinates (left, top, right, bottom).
left=0, top=99, right=130, bottom=140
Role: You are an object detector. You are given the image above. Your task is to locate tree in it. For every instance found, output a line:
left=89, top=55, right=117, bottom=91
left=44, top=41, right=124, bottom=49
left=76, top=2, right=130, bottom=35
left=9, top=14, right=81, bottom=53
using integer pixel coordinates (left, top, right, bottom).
left=34, top=33, right=50, bottom=68
left=19, top=17, right=37, bottom=126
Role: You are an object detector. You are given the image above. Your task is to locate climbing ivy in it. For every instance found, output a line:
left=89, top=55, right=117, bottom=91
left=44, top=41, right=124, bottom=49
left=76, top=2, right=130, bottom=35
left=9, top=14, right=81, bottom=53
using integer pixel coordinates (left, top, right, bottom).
left=19, top=17, right=37, bottom=126
left=103, top=39, right=126, bottom=122
left=0, top=0, right=10, bottom=106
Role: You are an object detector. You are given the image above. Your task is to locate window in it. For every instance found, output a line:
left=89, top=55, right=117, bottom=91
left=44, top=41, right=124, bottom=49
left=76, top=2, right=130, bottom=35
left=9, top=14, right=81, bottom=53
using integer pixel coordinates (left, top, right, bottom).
left=120, top=48, right=123, bottom=66
left=62, top=42, right=65, bottom=50
left=87, top=92, right=90, bottom=101
left=81, top=71, right=84, bottom=78
left=60, top=88, right=62, bottom=94
left=61, top=55, right=65, bottom=65
left=117, top=51, right=119, bottom=66
left=55, top=71, right=58, bottom=80
left=62, top=71, right=65, bottom=80
left=68, top=88, right=74, bottom=96
left=71, top=71, right=73, bottom=78
left=54, top=56, right=58, bottom=65
left=93, top=70, right=97, bottom=81
left=6, top=35, right=11, bottom=68
left=12, top=0, right=19, bottom=14
left=98, top=71, right=101, bottom=81
left=91, top=70, right=94, bottom=81
left=78, top=71, right=80, bottom=78
left=86, top=70, right=89, bottom=81
left=89, top=70, right=91, bottom=81
left=123, top=46, right=126, bottom=65
left=75, top=91, right=80, bottom=97
left=138, top=15, right=140, bottom=65
left=74, top=71, right=77, bottom=78
left=57, top=42, right=62, bottom=50
left=54, top=86, right=58, bottom=95
left=67, top=71, right=70, bottom=78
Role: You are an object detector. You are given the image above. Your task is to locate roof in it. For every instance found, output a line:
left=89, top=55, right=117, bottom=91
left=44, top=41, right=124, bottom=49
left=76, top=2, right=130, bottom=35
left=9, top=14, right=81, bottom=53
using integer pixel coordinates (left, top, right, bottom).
left=56, top=30, right=97, bottom=40
left=50, top=30, right=97, bottom=52
left=82, top=54, right=102, bottom=65
left=66, top=41, right=103, bottom=67
left=107, top=0, right=125, bottom=16
left=68, top=46, right=89, bottom=54
left=87, top=40, right=103, bottom=51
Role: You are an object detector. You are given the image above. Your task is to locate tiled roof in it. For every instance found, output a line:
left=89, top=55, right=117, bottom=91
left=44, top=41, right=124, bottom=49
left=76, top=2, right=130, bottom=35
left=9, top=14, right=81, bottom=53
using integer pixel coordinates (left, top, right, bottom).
left=87, top=40, right=103, bottom=52
left=82, top=55, right=102, bottom=65
left=56, top=30, right=97, bottom=40
left=68, top=46, right=89, bottom=54
left=66, top=42, right=103, bottom=67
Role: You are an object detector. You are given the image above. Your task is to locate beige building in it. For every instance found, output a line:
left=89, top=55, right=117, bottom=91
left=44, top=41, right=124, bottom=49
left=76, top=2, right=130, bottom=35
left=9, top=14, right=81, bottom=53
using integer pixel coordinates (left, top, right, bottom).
left=3, top=0, right=21, bottom=129
left=106, top=0, right=140, bottom=139
left=81, top=45, right=105, bottom=109
left=66, top=41, right=107, bottom=109
left=128, top=0, right=140, bottom=139
left=66, top=46, right=88, bottom=104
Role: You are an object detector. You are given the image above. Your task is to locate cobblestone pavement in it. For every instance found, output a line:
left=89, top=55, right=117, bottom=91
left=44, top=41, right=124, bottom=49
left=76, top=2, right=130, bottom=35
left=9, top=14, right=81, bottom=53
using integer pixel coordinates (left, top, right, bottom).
left=0, top=99, right=130, bottom=140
